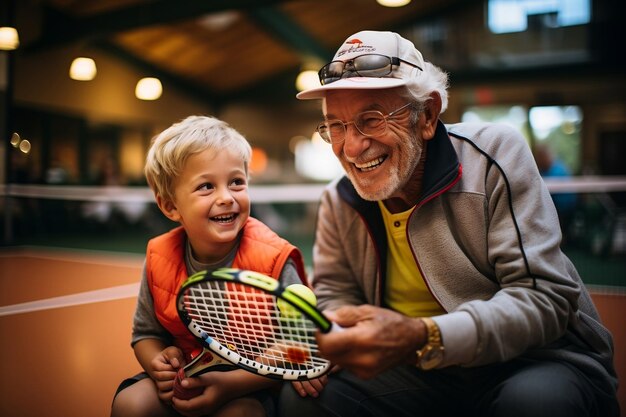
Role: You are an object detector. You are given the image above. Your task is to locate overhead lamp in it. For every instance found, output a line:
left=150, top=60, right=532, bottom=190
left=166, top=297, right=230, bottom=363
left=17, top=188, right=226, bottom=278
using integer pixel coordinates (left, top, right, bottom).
left=135, top=77, right=162, bottom=100
left=199, top=11, right=240, bottom=31
left=19, top=139, right=31, bottom=154
left=69, top=57, right=97, bottom=81
left=0, top=26, right=19, bottom=50
left=10, top=132, right=20, bottom=147
left=10, top=132, right=31, bottom=154
left=296, top=69, right=320, bottom=92
left=376, top=0, right=411, bottom=7
left=296, top=57, right=323, bottom=92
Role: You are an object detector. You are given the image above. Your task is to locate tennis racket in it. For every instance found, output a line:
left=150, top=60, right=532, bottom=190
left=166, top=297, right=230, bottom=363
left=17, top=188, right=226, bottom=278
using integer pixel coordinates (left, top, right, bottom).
left=173, top=267, right=336, bottom=399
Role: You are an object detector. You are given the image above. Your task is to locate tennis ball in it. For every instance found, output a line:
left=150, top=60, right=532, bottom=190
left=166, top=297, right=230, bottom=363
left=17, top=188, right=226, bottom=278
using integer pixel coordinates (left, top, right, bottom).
left=277, top=284, right=317, bottom=318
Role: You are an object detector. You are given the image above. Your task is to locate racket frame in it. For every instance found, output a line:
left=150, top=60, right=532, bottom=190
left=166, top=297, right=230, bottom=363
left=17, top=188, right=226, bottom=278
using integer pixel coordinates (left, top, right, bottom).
left=176, top=268, right=333, bottom=381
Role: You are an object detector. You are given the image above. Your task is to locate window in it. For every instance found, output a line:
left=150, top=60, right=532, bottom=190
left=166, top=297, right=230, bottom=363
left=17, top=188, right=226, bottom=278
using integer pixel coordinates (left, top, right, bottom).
left=529, top=105, right=582, bottom=174
left=461, top=104, right=582, bottom=174
left=488, top=0, right=591, bottom=34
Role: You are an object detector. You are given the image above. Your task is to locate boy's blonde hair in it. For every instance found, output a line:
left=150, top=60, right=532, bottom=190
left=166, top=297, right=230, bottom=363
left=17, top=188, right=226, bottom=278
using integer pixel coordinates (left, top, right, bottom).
left=145, top=115, right=252, bottom=203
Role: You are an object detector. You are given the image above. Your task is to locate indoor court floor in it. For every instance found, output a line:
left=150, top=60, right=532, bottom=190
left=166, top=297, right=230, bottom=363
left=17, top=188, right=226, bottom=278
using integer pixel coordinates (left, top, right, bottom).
left=0, top=249, right=143, bottom=417
left=0, top=248, right=624, bottom=417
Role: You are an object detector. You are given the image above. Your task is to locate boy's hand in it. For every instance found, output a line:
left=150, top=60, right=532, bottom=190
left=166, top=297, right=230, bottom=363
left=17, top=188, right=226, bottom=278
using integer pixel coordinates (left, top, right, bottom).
left=171, top=372, right=233, bottom=416
left=171, top=369, right=275, bottom=416
left=149, top=346, right=186, bottom=403
left=291, top=375, right=328, bottom=398
left=290, top=363, right=339, bottom=397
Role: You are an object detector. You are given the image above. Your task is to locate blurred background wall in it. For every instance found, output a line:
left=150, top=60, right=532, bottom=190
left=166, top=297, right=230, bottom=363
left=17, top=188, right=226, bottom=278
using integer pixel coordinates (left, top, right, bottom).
left=0, top=0, right=625, bottom=415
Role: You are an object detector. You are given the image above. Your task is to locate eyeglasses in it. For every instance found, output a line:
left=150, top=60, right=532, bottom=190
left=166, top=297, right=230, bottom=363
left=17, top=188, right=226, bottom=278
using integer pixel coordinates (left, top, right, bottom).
left=318, top=54, right=422, bottom=85
left=316, top=102, right=413, bottom=144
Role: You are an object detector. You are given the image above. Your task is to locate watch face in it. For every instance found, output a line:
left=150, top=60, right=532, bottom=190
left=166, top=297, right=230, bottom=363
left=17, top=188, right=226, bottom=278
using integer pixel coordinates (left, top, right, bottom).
left=419, top=346, right=444, bottom=370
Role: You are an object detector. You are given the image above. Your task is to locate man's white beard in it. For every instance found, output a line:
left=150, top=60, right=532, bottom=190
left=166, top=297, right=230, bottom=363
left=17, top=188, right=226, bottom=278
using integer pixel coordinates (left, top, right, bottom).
left=347, top=135, right=422, bottom=202
left=349, top=164, right=401, bottom=201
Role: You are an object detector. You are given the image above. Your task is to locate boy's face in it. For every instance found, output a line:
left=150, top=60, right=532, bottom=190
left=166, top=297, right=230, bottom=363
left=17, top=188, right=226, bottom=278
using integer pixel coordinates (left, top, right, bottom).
left=158, top=147, right=250, bottom=263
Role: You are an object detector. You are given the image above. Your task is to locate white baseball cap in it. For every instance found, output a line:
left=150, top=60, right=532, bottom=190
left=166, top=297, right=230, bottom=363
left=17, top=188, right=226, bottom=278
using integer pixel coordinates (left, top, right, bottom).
left=296, top=30, right=424, bottom=100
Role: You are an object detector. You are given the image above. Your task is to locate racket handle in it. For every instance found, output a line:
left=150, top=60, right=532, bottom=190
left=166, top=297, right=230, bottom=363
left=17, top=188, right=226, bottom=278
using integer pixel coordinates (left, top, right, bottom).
left=173, top=368, right=203, bottom=400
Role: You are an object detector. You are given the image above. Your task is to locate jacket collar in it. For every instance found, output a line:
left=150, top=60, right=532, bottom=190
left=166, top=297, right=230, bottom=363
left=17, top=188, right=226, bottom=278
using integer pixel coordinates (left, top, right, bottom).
left=420, top=120, right=462, bottom=205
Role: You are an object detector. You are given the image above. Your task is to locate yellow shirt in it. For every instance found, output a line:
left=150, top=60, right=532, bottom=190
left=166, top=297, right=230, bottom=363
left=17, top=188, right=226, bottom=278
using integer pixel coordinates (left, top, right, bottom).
left=378, top=201, right=444, bottom=317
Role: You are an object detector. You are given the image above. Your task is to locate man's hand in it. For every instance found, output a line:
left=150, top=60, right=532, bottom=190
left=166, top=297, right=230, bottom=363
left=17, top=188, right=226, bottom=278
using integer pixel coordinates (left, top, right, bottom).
left=316, top=305, right=427, bottom=379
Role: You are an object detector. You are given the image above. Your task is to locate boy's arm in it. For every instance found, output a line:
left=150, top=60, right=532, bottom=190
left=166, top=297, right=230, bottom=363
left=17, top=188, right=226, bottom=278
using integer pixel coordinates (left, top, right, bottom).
left=130, top=264, right=182, bottom=402
left=278, top=258, right=303, bottom=286
left=131, top=263, right=172, bottom=347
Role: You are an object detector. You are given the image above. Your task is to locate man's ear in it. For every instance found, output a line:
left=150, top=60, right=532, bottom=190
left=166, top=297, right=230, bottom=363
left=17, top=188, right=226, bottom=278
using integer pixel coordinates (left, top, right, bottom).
left=156, top=194, right=180, bottom=222
left=418, top=92, right=442, bottom=141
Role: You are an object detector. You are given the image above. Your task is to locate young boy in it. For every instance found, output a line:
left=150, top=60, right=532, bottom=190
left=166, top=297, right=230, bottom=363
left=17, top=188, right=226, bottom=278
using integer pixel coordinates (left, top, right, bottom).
left=111, top=116, right=321, bottom=417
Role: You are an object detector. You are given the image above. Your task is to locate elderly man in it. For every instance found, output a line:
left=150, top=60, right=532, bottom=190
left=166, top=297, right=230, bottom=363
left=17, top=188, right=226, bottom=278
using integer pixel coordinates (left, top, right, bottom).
left=280, top=30, right=618, bottom=417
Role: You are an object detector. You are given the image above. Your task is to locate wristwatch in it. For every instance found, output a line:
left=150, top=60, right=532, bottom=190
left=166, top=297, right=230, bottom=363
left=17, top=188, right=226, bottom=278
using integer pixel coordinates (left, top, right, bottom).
left=415, top=317, right=444, bottom=370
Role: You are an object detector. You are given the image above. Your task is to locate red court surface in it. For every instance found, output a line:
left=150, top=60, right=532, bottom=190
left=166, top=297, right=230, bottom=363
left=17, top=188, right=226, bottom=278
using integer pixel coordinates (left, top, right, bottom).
left=0, top=249, right=623, bottom=417
left=0, top=249, right=143, bottom=417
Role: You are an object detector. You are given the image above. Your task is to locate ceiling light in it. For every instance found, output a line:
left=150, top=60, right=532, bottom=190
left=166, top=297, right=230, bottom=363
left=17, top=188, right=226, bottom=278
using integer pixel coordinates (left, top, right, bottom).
left=0, top=26, right=19, bottom=50
left=19, top=139, right=31, bottom=154
left=376, top=0, right=411, bottom=7
left=9, top=132, right=31, bottom=154
left=10, top=132, right=21, bottom=147
left=199, top=11, right=239, bottom=31
left=69, top=57, right=97, bottom=81
left=135, top=77, right=162, bottom=100
left=296, top=69, right=320, bottom=92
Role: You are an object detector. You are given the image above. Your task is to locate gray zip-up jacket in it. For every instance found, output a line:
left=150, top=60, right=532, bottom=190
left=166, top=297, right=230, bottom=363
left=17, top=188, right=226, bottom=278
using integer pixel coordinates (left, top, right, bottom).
left=312, top=121, right=617, bottom=398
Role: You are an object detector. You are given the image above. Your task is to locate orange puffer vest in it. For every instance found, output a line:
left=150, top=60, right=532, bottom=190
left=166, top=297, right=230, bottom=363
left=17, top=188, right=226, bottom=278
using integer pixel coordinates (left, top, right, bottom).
left=146, top=217, right=307, bottom=360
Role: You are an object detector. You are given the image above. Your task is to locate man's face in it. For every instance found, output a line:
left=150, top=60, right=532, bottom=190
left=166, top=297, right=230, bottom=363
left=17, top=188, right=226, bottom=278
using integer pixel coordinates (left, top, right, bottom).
left=323, top=89, right=423, bottom=201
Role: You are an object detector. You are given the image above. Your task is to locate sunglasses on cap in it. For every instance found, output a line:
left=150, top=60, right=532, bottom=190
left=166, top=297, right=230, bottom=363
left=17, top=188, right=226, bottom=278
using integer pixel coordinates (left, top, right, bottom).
left=318, top=54, right=422, bottom=86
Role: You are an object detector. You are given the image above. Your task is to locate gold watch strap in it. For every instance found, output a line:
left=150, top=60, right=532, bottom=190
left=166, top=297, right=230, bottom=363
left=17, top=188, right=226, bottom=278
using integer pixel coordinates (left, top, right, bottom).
left=423, top=317, right=441, bottom=345
left=416, top=317, right=444, bottom=369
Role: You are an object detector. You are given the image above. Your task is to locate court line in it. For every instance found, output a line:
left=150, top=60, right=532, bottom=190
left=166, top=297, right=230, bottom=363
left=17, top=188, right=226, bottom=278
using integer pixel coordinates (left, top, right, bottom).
left=0, top=283, right=140, bottom=317
left=0, top=246, right=145, bottom=267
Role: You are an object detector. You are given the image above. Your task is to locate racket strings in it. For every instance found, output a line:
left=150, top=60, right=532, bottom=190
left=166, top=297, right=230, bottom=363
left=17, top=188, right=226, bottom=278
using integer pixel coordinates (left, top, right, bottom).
left=182, top=281, right=327, bottom=373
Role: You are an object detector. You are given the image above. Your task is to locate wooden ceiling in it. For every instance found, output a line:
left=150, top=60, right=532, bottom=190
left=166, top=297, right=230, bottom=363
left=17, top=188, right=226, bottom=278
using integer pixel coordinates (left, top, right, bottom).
left=21, top=0, right=477, bottom=104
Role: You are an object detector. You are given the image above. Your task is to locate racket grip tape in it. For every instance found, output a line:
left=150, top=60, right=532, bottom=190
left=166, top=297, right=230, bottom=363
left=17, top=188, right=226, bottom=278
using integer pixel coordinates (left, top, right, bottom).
left=173, top=368, right=203, bottom=400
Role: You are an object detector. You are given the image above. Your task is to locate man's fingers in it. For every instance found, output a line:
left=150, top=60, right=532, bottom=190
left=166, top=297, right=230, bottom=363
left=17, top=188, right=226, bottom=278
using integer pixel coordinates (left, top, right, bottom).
left=316, top=326, right=360, bottom=363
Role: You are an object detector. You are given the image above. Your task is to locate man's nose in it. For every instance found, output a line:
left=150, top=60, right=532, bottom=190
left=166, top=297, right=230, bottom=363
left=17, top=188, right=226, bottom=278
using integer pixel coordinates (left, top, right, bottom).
left=341, top=123, right=370, bottom=159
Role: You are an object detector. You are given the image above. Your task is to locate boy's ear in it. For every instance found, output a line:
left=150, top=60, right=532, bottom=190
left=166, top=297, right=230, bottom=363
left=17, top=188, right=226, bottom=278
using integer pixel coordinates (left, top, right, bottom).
left=156, top=194, right=181, bottom=222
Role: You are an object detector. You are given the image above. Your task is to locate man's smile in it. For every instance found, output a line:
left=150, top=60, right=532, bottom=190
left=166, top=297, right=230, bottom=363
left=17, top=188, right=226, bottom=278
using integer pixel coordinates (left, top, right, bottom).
left=354, top=155, right=388, bottom=172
